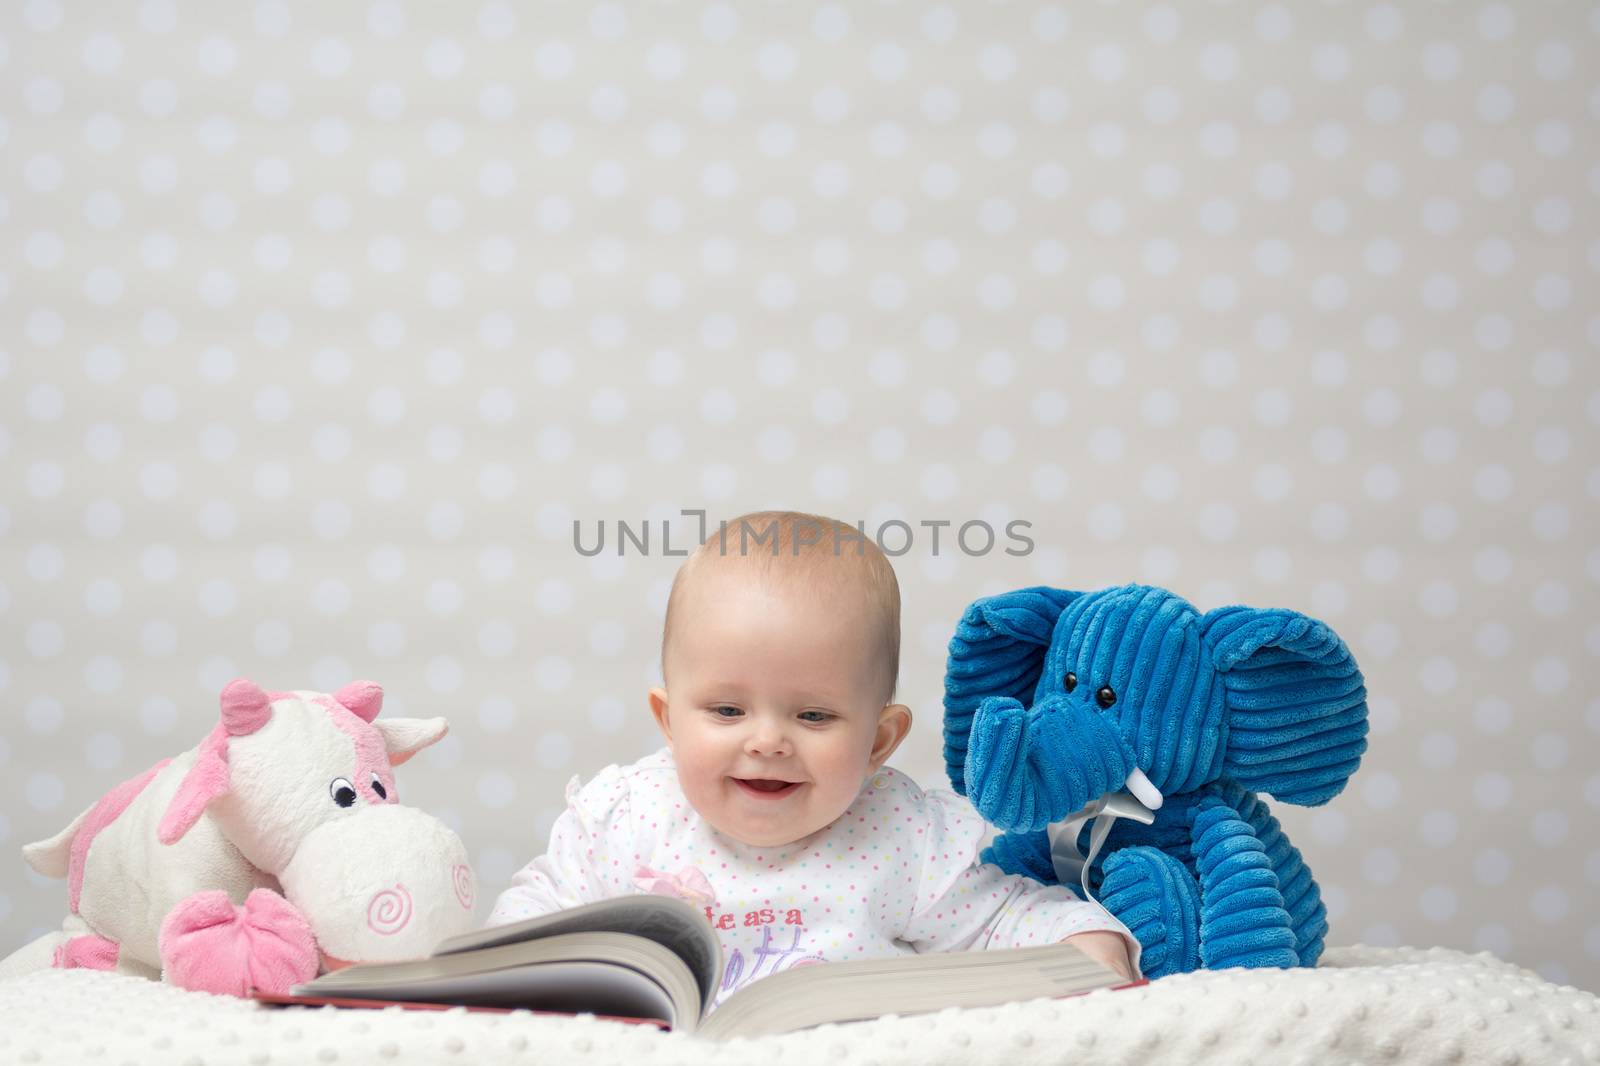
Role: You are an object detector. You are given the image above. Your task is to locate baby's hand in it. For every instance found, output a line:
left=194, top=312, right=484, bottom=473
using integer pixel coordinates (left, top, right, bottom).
left=1062, top=929, right=1137, bottom=982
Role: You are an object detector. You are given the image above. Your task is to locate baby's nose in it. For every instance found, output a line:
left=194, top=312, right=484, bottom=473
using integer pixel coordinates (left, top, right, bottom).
left=745, top=728, right=791, bottom=755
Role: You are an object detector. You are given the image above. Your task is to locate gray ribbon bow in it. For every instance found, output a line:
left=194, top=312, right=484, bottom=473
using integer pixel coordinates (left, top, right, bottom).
left=1046, top=789, right=1158, bottom=904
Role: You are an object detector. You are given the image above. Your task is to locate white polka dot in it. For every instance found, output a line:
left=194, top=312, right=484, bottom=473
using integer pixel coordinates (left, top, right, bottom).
left=84, top=499, right=123, bottom=540
left=472, top=695, right=516, bottom=735
left=1416, top=730, right=1457, bottom=770
left=1474, top=925, right=1513, bottom=957
left=1419, top=886, right=1456, bottom=923
left=26, top=773, right=64, bottom=812
left=307, top=577, right=349, bottom=616
left=26, top=695, right=63, bottom=732
left=417, top=579, right=459, bottom=617
left=354, top=545, right=403, bottom=586
left=1531, top=501, right=1569, bottom=541
left=1418, top=656, right=1458, bottom=694
left=1361, top=771, right=1399, bottom=810
left=812, top=388, right=850, bottom=424
left=1139, top=546, right=1179, bottom=584
left=976, top=427, right=1016, bottom=465
left=534, top=656, right=573, bottom=691
left=1470, top=695, right=1512, bottom=738
left=1531, top=809, right=1567, bottom=847
left=1473, top=464, right=1512, bottom=502
left=535, top=731, right=573, bottom=771
left=859, top=427, right=908, bottom=468
left=84, top=656, right=123, bottom=694
left=586, top=620, right=626, bottom=658
left=914, top=464, right=955, bottom=502
left=477, top=620, right=516, bottom=657
left=589, top=695, right=627, bottom=734
left=1361, top=848, right=1398, bottom=885
left=1360, top=622, right=1398, bottom=660
left=134, top=694, right=177, bottom=736
left=1531, top=656, right=1569, bottom=695
left=1355, top=547, right=1396, bottom=586
left=1418, top=809, right=1457, bottom=846
left=1472, top=849, right=1512, bottom=887
left=756, top=41, right=796, bottom=80
left=1473, top=773, right=1512, bottom=811
left=1529, top=579, right=1570, bottom=619
left=84, top=578, right=121, bottom=617
left=1531, top=885, right=1568, bottom=924
left=477, top=771, right=516, bottom=809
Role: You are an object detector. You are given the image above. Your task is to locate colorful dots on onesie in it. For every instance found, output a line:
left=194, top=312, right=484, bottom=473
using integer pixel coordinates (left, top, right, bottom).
left=486, top=745, right=1142, bottom=982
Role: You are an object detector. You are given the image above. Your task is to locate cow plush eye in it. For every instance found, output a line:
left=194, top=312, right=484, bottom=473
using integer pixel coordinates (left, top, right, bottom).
left=1096, top=685, right=1117, bottom=709
left=369, top=774, right=388, bottom=800
left=330, top=777, right=358, bottom=808
left=1062, top=672, right=1078, bottom=693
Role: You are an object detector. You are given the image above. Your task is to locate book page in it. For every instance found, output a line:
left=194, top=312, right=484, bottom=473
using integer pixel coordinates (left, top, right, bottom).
left=700, top=941, right=1121, bottom=1040
left=297, top=931, right=702, bottom=1027
left=298, top=959, right=678, bottom=1023
left=431, top=895, right=721, bottom=1011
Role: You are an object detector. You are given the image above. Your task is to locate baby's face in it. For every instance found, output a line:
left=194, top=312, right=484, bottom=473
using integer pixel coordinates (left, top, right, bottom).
left=648, top=566, right=906, bottom=848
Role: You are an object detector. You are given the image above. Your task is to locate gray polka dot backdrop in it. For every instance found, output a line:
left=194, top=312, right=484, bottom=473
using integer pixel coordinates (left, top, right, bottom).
left=2, top=0, right=1597, bottom=989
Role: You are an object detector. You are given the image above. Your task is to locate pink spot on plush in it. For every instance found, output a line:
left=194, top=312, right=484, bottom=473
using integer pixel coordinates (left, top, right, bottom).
left=318, top=695, right=396, bottom=804
left=366, top=884, right=413, bottom=935
left=157, top=726, right=231, bottom=846
left=52, top=934, right=119, bottom=971
left=69, top=758, right=171, bottom=913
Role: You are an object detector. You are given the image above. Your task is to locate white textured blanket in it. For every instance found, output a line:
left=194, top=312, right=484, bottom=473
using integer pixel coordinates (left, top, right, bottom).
left=1, top=946, right=1596, bottom=1065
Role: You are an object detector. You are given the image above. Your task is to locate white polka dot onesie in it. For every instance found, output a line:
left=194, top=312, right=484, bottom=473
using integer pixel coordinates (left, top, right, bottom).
left=489, top=747, right=1141, bottom=1010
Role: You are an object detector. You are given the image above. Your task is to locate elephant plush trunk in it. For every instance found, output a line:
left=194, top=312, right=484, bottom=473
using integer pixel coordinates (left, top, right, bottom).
left=964, top=694, right=1140, bottom=833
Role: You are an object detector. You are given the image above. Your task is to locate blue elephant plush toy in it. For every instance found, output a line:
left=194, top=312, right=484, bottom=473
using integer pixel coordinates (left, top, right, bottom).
left=943, top=583, right=1368, bottom=978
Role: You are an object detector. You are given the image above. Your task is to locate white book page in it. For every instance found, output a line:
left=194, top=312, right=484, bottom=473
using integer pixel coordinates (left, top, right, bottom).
left=317, top=959, right=680, bottom=1026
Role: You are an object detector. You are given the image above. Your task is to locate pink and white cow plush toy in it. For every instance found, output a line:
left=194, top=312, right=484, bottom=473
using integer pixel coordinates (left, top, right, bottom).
left=0, top=678, right=478, bottom=996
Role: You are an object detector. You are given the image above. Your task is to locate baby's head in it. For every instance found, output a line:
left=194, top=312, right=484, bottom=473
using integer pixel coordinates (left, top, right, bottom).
left=648, top=511, right=913, bottom=848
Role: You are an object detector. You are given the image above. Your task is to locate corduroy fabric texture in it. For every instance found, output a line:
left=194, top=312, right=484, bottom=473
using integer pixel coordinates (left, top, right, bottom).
left=944, top=584, right=1367, bottom=978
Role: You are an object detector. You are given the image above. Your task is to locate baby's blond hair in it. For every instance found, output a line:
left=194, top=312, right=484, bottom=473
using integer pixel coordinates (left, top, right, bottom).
left=660, top=510, right=901, bottom=704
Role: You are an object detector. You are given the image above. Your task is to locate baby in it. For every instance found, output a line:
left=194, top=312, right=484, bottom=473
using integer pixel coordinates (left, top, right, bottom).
left=489, top=510, right=1139, bottom=1007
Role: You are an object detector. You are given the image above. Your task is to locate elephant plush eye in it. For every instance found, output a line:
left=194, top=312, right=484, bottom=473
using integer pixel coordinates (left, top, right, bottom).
left=370, top=774, right=388, bottom=800
left=329, top=777, right=358, bottom=808
left=1062, top=672, right=1078, bottom=693
left=1096, top=685, right=1117, bottom=709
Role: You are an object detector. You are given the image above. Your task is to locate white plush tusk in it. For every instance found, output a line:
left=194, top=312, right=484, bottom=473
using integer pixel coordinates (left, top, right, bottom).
left=1125, top=767, right=1164, bottom=810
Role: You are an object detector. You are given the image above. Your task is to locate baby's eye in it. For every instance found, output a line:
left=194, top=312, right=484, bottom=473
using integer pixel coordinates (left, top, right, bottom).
left=798, top=710, right=832, bottom=723
left=711, top=706, right=742, bottom=718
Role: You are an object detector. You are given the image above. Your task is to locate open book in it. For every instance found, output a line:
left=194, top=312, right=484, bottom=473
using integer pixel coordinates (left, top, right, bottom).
left=259, top=894, right=1141, bottom=1040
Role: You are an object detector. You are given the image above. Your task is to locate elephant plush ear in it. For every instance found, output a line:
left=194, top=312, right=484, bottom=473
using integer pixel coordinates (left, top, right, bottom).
left=942, top=586, right=1080, bottom=794
left=1201, top=606, right=1369, bottom=806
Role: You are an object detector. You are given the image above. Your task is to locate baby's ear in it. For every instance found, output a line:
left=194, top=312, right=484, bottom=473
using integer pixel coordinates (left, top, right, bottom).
left=869, top=703, right=913, bottom=770
left=648, top=687, right=673, bottom=746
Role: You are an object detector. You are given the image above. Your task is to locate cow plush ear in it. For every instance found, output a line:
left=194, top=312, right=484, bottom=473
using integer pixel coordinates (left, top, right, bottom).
left=333, top=680, right=384, bottom=722
left=373, top=717, right=449, bottom=766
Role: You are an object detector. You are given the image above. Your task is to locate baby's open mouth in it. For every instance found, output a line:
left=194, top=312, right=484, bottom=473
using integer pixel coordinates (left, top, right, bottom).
left=734, top=778, right=802, bottom=797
